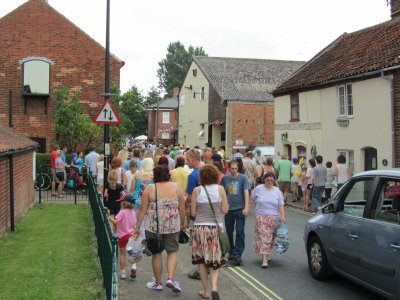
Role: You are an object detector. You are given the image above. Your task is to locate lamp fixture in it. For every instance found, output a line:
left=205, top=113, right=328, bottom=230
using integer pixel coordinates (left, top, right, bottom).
left=281, top=132, right=288, bottom=141
left=184, top=85, right=192, bottom=90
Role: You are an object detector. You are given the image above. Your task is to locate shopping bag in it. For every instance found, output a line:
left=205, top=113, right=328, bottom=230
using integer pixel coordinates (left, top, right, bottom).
left=126, top=236, right=143, bottom=264
left=275, top=222, right=290, bottom=255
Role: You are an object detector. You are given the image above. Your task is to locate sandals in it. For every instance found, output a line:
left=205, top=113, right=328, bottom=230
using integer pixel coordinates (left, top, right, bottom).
left=198, top=291, right=210, bottom=299
left=211, top=291, right=220, bottom=300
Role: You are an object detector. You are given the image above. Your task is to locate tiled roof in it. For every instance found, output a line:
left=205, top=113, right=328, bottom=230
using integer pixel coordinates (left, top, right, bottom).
left=0, top=124, right=38, bottom=153
left=147, top=96, right=178, bottom=109
left=193, top=57, right=304, bottom=103
left=273, top=18, right=400, bottom=95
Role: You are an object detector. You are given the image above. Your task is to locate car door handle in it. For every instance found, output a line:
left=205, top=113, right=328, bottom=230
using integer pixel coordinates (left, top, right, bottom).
left=348, top=233, right=359, bottom=240
left=390, top=244, right=400, bottom=250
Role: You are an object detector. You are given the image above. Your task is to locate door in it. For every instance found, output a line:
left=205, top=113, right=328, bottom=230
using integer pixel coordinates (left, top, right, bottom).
left=358, top=177, right=400, bottom=297
left=327, top=177, right=374, bottom=277
left=364, top=147, right=377, bottom=171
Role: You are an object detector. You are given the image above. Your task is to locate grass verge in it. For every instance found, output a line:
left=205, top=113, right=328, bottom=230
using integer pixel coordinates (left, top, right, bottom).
left=0, top=203, right=104, bottom=300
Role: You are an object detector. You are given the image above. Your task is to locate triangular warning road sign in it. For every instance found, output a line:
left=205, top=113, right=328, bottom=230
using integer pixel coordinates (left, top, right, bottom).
left=93, top=99, right=122, bottom=124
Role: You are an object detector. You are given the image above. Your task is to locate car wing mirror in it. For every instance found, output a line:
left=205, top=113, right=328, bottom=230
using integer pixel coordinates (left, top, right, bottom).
left=322, top=203, right=335, bottom=214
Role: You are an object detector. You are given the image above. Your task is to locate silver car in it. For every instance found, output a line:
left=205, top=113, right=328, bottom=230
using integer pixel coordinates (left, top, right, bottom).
left=304, top=170, right=400, bottom=299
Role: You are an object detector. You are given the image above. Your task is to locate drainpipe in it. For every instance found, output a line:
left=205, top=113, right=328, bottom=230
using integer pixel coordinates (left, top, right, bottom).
left=8, top=89, right=15, bottom=231
left=381, top=71, right=396, bottom=168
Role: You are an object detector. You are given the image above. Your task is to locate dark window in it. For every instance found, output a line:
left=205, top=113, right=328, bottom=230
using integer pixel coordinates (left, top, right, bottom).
left=193, top=69, right=197, bottom=77
left=30, top=137, right=46, bottom=153
left=290, top=94, right=299, bottom=121
left=201, top=87, right=205, bottom=100
left=221, top=132, right=226, bottom=141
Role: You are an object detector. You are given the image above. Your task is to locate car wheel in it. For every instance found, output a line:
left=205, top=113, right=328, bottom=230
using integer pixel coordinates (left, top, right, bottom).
left=307, top=235, right=332, bottom=280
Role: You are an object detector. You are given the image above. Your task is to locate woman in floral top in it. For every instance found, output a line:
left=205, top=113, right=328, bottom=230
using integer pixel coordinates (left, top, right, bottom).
left=134, top=165, right=186, bottom=293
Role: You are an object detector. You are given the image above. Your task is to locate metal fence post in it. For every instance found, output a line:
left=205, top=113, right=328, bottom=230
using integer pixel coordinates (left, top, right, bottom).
left=38, top=164, right=42, bottom=204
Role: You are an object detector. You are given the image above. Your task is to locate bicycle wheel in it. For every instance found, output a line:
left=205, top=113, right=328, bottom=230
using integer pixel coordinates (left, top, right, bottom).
left=41, top=173, right=51, bottom=190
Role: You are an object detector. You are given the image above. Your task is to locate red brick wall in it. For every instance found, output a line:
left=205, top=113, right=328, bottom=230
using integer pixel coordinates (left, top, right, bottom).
left=148, top=109, right=177, bottom=145
left=394, top=70, right=400, bottom=167
left=230, top=103, right=274, bottom=148
left=0, top=151, right=35, bottom=236
left=0, top=0, right=123, bottom=152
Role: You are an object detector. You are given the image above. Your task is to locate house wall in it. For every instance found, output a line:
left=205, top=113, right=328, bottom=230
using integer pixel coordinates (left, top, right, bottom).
left=226, top=102, right=274, bottom=158
left=0, top=151, right=35, bottom=236
left=275, top=77, right=393, bottom=174
left=178, top=62, right=209, bottom=147
left=393, top=70, right=400, bottom=167
left=0, top=0, right=122, bottom=152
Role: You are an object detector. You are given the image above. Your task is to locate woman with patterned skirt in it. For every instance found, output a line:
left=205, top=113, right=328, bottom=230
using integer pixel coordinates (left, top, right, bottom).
left=191, top=164, right=229, bottom=300
left=250, top=172, right=286, bottom=268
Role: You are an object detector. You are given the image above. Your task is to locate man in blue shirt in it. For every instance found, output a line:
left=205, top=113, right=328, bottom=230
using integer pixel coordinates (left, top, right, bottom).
left=185, top=149, right=202, bottom=280
left=221, top=160, right=250, bottom=266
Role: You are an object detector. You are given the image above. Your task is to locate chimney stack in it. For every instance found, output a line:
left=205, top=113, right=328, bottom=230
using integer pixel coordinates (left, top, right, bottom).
left=390, top=0, right=400, bottom=19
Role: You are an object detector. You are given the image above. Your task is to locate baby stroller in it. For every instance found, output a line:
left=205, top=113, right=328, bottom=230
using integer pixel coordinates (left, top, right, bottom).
left=66, top=167, right=86, bottom=190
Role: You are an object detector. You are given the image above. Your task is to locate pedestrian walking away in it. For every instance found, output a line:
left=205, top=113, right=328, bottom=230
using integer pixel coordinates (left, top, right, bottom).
left=311, top=155, right=327, bottom=212
left=191, top=164, right=229, bottom=300
left=220, top=160, right=250, bottom=266
left=275, top=153, right=292, bottom=202
left=250, top=172, right=286, bottom=268
left=134, top=166, right=186, bottom=293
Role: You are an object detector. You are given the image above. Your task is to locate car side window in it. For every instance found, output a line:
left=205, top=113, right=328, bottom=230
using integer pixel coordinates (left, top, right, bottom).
left=338, top=178, right=373, bottom=217
left=372, top=179, right=400, bottom=225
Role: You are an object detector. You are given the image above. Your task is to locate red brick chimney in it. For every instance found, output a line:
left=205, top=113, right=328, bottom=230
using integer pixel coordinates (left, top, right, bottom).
left=391, top=0, right=400, bottom=18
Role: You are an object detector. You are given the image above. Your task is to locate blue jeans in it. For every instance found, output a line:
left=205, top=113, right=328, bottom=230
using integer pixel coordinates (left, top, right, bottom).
left=225, top=209, right=245, bottom=258
left=312, top=186, right=325, bottom=212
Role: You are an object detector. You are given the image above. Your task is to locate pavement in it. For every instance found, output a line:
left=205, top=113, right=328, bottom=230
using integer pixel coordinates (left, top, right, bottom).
left=118, top=240, right=254, bottom=300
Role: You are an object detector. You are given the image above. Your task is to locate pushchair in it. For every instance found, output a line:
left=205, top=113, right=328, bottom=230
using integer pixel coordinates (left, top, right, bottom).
left=66, top=167, right=86, bottom=189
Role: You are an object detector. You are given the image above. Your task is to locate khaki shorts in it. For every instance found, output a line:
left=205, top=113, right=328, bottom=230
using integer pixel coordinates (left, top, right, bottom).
left=145, top=231, right=179, bottom=253
left=51, top=169, right=59, bottom=183
left=291, top=182, right=298, bottom=193
left=278, top=181, right=290, bottom=193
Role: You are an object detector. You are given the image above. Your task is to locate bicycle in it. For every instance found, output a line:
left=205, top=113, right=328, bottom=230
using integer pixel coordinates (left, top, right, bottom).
left=34, top=173, right=51, bottom=190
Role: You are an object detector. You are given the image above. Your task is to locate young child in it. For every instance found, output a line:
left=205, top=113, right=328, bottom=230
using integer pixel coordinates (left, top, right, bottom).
left=325, top=161, right=334, bottom=203
left=104, top=169, right=125, bottom=217
left=109, top=194, right=137, bottom=280
left=301, top=164, right=309, bottom=211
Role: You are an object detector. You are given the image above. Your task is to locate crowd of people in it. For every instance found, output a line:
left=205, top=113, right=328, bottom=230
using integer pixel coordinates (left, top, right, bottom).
left=49, top=141, right=352, bottom=299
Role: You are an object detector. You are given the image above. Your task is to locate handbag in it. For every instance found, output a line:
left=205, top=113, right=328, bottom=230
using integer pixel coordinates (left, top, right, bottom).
left=145, top=184, right=165, bottom=254
left=202, top=185, right=230, bottom=255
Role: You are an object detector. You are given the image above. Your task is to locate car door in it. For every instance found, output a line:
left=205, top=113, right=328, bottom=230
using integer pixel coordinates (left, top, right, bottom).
left=326, top=177, right=374, bottom=277
left=358, top=177, right=400, bottom=298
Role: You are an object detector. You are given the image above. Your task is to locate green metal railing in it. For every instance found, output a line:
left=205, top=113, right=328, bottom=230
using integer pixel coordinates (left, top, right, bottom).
left=87, top=173, right=118, bottom=300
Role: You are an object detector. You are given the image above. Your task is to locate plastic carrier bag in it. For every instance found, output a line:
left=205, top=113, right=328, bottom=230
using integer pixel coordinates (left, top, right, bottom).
left=126, top=236, right=143, bottom=264
left=275, top=222, right=290, bottom=255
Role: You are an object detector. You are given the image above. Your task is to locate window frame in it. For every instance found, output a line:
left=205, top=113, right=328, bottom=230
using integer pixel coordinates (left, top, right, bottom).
left=290, top=94, right=299, bottom=122
left=162, top=111, right=170, bottom=124
left=337, top=149, right=354, bottom=173
left=338, top=84, right=353, bottom=117
left=20, top=57, right=53, bottom=95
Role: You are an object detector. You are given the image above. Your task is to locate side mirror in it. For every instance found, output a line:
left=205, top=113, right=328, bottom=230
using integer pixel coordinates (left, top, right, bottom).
left=322, top=203, right=335, bottom=214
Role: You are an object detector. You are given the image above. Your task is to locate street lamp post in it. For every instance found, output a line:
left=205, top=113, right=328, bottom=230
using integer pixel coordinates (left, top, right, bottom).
left=103, top=0, right=111, bottom=187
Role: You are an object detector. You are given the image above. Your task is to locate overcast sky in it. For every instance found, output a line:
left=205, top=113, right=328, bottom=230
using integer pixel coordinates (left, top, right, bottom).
left=1, top=0, right=392, bottom=95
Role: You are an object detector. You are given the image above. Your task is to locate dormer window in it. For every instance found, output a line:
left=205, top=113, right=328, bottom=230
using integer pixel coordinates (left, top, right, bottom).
left=20, top=57, right=54, bottom=95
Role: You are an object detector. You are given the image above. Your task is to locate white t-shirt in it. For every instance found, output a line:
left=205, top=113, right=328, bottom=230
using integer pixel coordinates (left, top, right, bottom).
left=125, top=170, right=137, bottom=192
left=336, top=164, right=349, bottom=184
left=307, top=167, right=314, bottom=184
left=291, top=164, right=298, bottom=183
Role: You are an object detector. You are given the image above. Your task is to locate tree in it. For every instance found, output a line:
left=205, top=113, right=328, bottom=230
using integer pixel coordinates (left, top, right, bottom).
left=144, top=86, right=162, bottom=107
left=157, top=41, right=207, bottom=97
left=54, top=88, right=101, bottom=152
left=109, top=83, right=147, bottom=146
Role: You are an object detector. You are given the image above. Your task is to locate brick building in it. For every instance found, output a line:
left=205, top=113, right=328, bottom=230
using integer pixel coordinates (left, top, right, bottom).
left=0, top=0, right=124, bottom=152
left=178, top=57, right=304, bottom=157
left=0, top=124, right=38, bottom=236
left=146, top=95, right=178, bottom=146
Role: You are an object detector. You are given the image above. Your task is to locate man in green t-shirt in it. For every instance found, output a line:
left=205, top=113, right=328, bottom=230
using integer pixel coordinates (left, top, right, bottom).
left=276, top=154, right=292, bottom=202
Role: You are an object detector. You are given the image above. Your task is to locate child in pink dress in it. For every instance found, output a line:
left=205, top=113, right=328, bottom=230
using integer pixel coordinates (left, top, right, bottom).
left=109, top=194, right=137, bottom=279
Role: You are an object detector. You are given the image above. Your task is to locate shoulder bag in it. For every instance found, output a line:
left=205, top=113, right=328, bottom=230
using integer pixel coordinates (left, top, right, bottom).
left=202, top=185, right=230, bottom=255
left=145, top=184, right=165, bottom=254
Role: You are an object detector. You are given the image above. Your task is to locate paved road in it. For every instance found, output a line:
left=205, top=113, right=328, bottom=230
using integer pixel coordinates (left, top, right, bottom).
left=223, top=206, right=385, bottom=300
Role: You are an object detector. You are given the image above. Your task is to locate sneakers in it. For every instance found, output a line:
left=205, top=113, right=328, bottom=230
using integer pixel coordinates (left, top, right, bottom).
left=120, top=270, right=126, bottom=280
left=166, top=278, right=182, bottom=293
left=130, top=268, right=136, bottom=279
left=146, top=281, right=163, bottom=291
left=261, top=261, right=268, bottom=268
